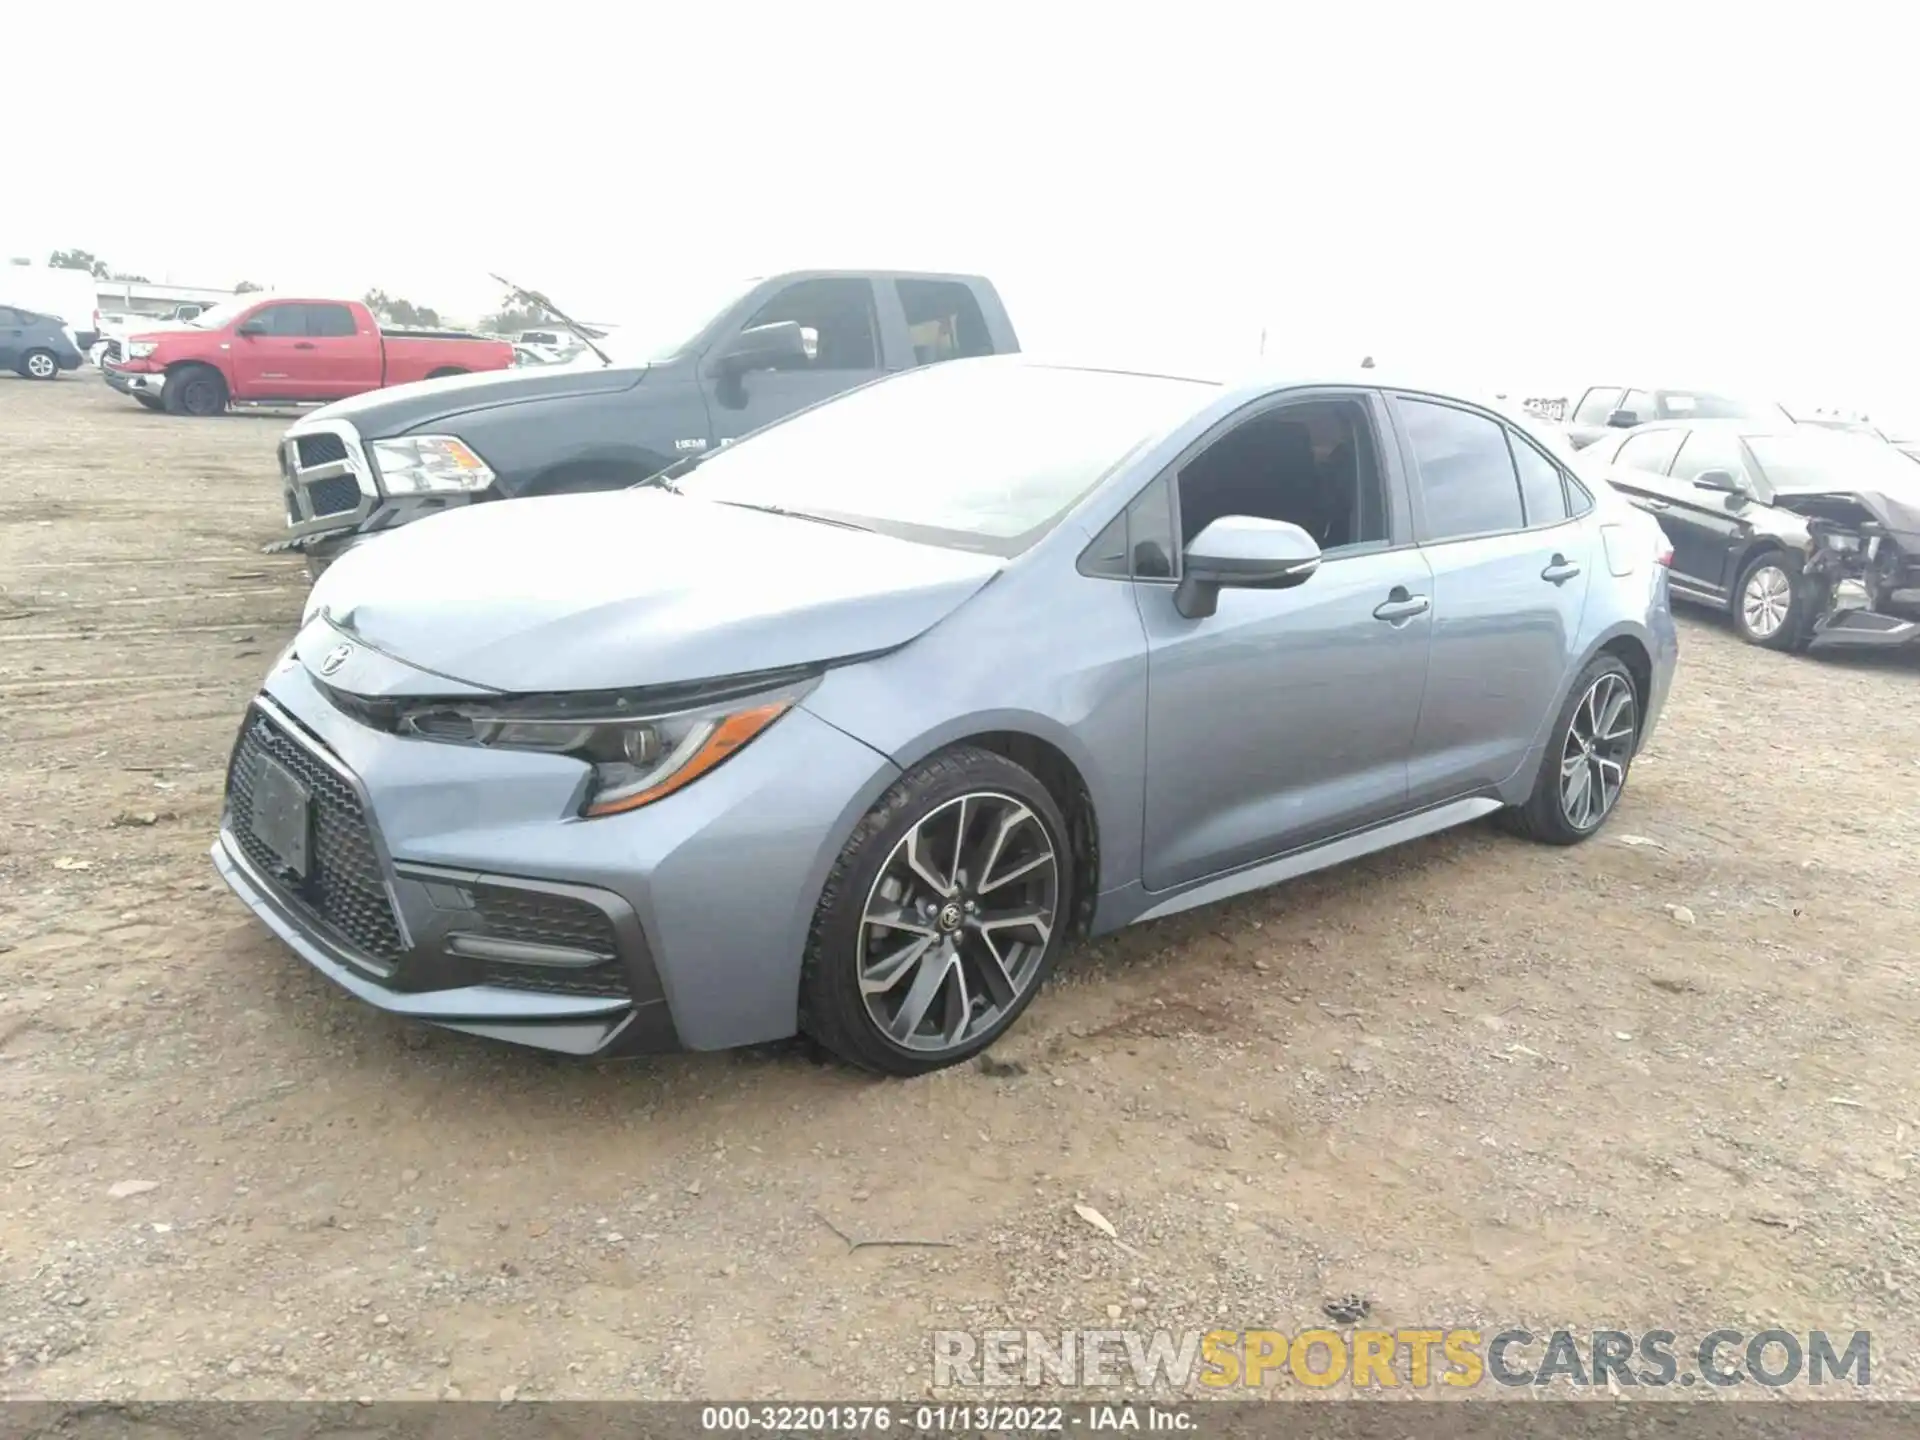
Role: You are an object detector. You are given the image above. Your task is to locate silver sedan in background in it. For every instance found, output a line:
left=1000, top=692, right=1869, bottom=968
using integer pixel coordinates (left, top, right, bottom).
left=214, top=357, right=1678, bottom=1075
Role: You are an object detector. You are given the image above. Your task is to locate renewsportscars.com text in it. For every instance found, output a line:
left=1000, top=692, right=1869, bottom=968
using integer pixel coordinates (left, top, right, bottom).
left=931, top=1327, right=1872, bottom=1390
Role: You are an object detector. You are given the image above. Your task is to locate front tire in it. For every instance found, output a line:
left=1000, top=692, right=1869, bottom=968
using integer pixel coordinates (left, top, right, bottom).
left=163, top=364, right=228, bottom=417
left=1504, top=654, right=1639, bottom=846
left=20, top=349, right=59, bottom=380
left=800, top=746, right=1073, bottom=1076
left=1732, top=550, right=1810, bottom=651
left=133, top=394, right=164, bottom=412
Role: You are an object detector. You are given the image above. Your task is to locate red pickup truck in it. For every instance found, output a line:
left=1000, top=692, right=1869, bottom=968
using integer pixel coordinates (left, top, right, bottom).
left=102, top=296, right=513, bottom=416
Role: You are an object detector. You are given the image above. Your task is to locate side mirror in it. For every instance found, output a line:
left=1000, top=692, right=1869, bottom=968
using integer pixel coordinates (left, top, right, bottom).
left=715, top=320, right=812, bottom=374
left=1606, top=408, right=1640, bottom=429
left=1693, top=469, right=1751, bottom=508
left=1173, top=516, right=1322, bottom=620
left=236, top=319, right=266, bottom=337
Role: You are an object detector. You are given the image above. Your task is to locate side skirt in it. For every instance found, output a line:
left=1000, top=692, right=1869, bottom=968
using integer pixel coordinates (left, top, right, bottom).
left=1130, top=796, right=1504, bottom=925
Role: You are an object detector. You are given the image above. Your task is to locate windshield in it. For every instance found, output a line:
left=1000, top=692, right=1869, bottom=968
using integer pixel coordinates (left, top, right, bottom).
left=1747, top=432, right=1920, bottom=495
left=187, top=299, right=255, bottom=331
left=592, top=277, right=765, bottom=364
left=675, top=359, right=1216, bottom=555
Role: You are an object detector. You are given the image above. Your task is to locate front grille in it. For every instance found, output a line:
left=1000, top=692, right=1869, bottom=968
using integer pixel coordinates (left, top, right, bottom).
left=306, top=474, right=362, bottom=516
left=469, top=884, right=629, bottom=998
left=294, top=432, right=349, bottom=468
left=104, top=340, right=122, bottom=363
left=225, top=709, right=405, bottom=966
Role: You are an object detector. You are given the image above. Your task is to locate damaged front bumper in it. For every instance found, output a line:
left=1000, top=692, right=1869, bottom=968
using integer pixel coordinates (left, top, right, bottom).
left=1798, top=515, right=1920, bottom=651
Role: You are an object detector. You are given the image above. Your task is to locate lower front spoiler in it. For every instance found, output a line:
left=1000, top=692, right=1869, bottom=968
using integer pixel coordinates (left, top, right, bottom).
left=1807, top=608, right=1920, bottom=651
left=211, top=833, right=680, bottom=1057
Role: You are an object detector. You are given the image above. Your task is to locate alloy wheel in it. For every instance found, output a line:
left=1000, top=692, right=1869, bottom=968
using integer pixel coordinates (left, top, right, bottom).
left=1559, top=672, right=1636, bottom=832
left=26, top=352, right=55, bottom=379
left=857, top=791, right=1059, bottom=1055
left=1741, top=563, right=1792, bottom=639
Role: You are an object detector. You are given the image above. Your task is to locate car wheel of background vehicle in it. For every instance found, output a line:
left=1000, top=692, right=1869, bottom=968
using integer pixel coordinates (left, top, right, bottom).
left=1732, top=550, right=1810, bottom=651
left=800, top=745, right=1073, bottom=1076
left=133, top=394, right=163, bottom=412
left=1502, top=653, right=1639, bottom=847
left=21, top=350, right=58, bottom=380
left=163, top=365, right=227, bottom=417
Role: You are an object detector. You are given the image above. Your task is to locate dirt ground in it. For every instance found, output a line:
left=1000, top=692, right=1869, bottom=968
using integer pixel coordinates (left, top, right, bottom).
left=3, top=370, right=1919, bottom=1404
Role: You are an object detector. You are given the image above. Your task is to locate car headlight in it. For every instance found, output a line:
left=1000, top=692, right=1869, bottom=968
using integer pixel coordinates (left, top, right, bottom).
left=396, top=673, right=817, bottom=816
left=368, top=435, right=496, bottom=495
left=1821, top=531, right=1863, bottom=553
left=127, top=340, right=158, bottom=359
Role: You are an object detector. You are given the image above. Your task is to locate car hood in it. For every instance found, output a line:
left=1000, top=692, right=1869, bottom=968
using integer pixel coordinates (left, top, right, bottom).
left=292, top=361, right=650, bottom=440
left=1773, top=483, right=1920, bottom=548
left=307, top=489, right=1005, bottom=694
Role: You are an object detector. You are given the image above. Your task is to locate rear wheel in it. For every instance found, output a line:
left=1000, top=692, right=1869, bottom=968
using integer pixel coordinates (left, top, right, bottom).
left=1731, top=549, right=1810, bottom=651
left=163, top=365, right=227, bottom=417
left=1503, top=654, right=1639, bottom=846
left=800, top=746, right=1072, bottom=1075
left=20, top=349, right=58, bottom=380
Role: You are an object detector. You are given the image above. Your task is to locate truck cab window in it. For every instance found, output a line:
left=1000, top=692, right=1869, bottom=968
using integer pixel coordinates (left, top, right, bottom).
left=306, top=304, right=358, bottom=337
left=1176, top=398, right=1388, bottom=554
left=896, top=279, right=994, bottom=365
left=743, top=278, right=878, bottom=370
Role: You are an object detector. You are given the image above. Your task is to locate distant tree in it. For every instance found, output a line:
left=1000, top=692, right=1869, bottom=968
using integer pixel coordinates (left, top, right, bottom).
left=49, top=248, right=108, bottom=278
left=363, top=287, right=441, bottom=328
left=233, top=280, right=263, bottom=294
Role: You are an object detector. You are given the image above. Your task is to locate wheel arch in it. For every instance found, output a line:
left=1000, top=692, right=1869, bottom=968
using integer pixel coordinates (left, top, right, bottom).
left=884, top=718, right=1105, bottom=943
left=515, top=448, right=676, bottom=498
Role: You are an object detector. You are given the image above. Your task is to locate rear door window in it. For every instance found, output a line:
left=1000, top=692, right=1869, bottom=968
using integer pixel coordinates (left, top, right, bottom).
left=896, top=279, right=996, bottom=365
left=1396, top=398, right=1526, bottom=541
left=304, top=304, right=358, bottom=338
left=1508, top=432, right=1570, bottom=526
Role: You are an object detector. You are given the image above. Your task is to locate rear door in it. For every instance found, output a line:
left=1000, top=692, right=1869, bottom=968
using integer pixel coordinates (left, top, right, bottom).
left=701, top=277, right=892, bottom=445
left=1390, top=394, right=1595, bottom=806
left=1599, top=426, right=1739, bottom=596
left=301, top=302, right=380, bottom=398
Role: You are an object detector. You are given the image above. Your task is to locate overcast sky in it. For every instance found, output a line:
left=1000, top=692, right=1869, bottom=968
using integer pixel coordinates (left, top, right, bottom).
left=13, top=2, right=1917, bottom=419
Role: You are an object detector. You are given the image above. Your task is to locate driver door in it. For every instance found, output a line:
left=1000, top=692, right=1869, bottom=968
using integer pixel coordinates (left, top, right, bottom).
left=1135, top=389, right=1434, bottom=892
left=703, top=277, right=892, bottom=445
left=227, top=302, right=315, bottom=398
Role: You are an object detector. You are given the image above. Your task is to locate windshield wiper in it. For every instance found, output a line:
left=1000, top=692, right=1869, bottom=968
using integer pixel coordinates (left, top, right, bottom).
left=711, top=500, right=874, bottom=533
left=489, top=271, right=613, bottom=367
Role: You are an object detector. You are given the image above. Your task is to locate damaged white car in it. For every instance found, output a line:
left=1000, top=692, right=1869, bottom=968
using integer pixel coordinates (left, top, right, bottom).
left=1579, top=419, right=1920, bottom=652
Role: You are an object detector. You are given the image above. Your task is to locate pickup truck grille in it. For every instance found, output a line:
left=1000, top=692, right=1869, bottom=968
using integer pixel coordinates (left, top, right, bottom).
left=281, top=422, right=374, bottom=535
left=294, top=433, right=349, bottom=469
left=102, top=339, right=123, bottom=363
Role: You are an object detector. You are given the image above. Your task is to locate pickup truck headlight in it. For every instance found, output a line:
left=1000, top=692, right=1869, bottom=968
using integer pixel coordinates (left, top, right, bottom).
left=396, top=673, right=817, bottom=816
left=127, top=340, right=158, bottom=359
left=368, top=435, right=496, bottom=494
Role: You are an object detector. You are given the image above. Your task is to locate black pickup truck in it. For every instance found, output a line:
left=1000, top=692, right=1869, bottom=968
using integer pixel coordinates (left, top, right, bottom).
left=273, top=269, right=1019, bottom=575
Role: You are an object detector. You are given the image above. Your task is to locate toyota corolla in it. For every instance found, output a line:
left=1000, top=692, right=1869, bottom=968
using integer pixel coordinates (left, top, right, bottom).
left=214, top=357, right=1678, bottom=1074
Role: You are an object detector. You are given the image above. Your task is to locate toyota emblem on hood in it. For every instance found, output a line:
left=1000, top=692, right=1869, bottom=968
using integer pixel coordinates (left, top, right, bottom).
left=318, top=643, right=354, bottom=676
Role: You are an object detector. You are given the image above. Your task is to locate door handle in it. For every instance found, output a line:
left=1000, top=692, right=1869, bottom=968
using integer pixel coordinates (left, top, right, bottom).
left=1541, top=555, right=1583, bottom=584
left=293, top=341, right=317, bottom=350
left=1372, top=589, right=1430, bottom=623
left=1631, top=497, right=1669, bottom=512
